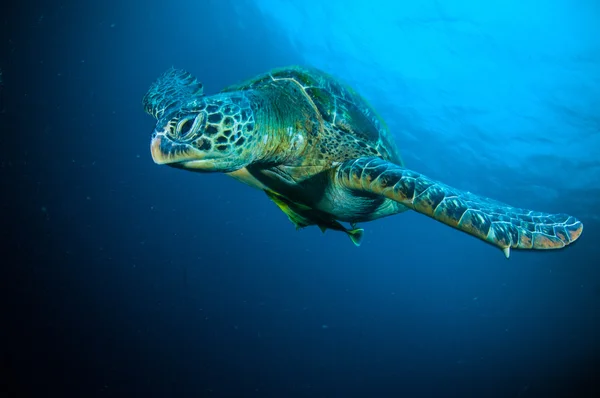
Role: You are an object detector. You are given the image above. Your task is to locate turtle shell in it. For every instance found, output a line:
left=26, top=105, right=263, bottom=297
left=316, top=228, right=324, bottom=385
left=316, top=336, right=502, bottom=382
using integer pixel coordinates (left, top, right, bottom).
left=221, top=65, right=403, bottom=165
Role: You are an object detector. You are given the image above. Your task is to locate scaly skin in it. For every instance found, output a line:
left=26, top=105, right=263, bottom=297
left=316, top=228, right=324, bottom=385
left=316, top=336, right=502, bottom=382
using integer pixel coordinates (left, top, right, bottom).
left=335, top=157, right=583, bottom=257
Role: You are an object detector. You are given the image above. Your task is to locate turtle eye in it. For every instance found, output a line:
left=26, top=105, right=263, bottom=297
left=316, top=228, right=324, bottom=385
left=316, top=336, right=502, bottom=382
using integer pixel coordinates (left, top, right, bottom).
left=177, top=119, right=193, bottom=138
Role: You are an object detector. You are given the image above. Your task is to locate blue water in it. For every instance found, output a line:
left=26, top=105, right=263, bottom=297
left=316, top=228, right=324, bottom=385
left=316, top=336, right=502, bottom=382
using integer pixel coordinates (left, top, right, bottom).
left=2, top=0, right=599, bottom=397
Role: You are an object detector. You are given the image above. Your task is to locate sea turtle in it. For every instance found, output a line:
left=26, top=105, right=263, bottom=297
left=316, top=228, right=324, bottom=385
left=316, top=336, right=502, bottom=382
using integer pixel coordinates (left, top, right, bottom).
left=143, top=65, right=583, bottom=258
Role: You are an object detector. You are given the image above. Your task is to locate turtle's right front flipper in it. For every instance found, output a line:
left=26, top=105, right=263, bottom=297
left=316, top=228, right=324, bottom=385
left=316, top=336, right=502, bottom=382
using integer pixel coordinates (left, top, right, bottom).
left=336, top=157, right=583, bottom=258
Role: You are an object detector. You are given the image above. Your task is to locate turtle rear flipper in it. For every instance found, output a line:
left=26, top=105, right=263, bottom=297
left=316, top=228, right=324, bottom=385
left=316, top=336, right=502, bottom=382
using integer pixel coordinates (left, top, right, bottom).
left=143, top=68, right=204, bottom=120
left=335, top=157, right=583, bottom=258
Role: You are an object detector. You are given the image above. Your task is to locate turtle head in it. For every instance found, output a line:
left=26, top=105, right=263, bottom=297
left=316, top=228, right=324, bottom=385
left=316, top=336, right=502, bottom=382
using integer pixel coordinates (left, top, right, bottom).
left=145, top=69, right=259, bottom=172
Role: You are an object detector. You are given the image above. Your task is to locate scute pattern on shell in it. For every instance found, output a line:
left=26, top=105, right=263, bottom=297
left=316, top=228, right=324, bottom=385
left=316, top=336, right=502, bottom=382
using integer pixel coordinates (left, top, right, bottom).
left=221, top=65, right=403, bottom=166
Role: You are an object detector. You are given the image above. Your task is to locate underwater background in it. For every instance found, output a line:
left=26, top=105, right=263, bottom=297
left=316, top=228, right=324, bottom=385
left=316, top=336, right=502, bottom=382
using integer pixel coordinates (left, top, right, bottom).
left=2, top=0, right=599, bottom=397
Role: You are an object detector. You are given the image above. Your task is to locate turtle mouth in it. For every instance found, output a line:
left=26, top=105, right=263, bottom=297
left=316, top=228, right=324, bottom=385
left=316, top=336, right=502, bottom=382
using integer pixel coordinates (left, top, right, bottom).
left=151, top=135, right=215, bottom=170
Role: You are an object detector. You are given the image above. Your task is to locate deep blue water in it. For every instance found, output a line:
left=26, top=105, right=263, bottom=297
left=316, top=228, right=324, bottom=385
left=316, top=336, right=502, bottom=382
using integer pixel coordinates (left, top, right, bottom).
left=2, top=1, right=599, bottom=397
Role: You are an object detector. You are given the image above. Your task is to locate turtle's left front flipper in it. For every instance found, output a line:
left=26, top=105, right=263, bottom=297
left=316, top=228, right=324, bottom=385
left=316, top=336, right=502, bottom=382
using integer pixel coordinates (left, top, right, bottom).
left=335, top=157, right=583, bottom=258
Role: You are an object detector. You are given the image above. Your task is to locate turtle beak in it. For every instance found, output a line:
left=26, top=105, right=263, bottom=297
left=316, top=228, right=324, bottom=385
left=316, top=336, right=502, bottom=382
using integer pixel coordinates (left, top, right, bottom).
left=150, top=132, right=200, bottom=164
left=150, top=131, right=217, bottom=170
left=150, top=134, right=172, bottom=164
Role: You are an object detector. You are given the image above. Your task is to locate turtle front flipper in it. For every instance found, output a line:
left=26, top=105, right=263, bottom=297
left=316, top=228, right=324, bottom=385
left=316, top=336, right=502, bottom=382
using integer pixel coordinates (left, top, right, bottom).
left=335, top=157, right=583, bottom=258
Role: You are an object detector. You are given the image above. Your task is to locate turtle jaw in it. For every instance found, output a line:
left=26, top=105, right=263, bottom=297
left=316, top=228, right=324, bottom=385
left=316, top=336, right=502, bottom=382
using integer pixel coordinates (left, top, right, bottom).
left=151, top=134, right=217, bottom=171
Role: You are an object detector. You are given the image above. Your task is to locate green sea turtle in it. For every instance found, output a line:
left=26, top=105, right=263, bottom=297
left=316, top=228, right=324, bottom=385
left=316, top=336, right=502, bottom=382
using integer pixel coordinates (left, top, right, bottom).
left=143, top=65, right=583, bottom=258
